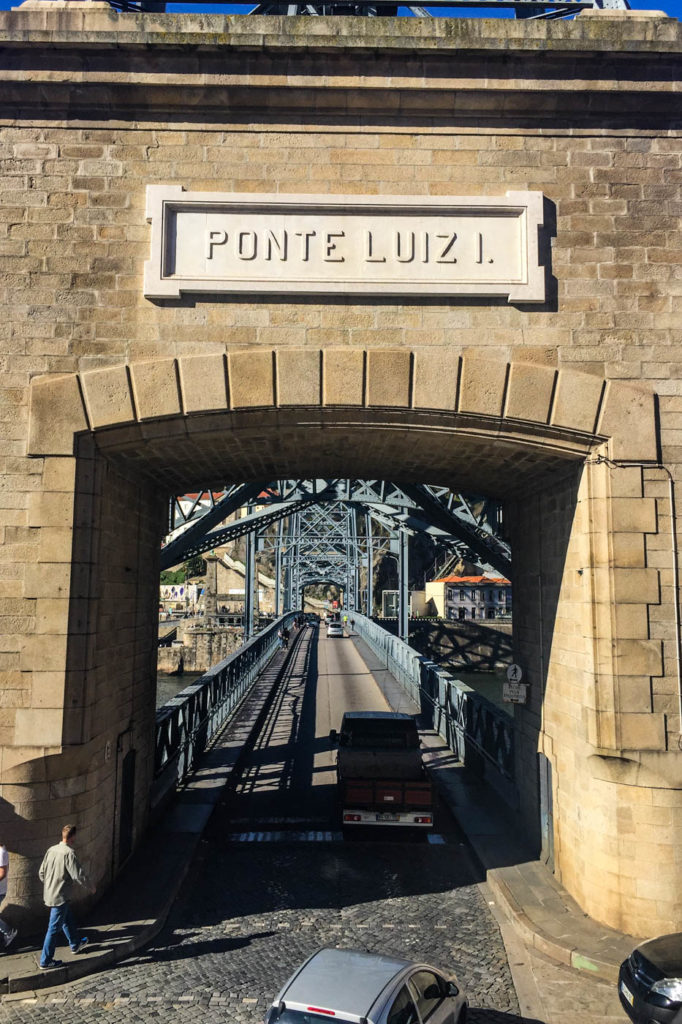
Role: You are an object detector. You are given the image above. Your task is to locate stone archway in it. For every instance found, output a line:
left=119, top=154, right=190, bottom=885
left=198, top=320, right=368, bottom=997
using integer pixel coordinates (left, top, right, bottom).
left=7, top=348, right=677, bottom=936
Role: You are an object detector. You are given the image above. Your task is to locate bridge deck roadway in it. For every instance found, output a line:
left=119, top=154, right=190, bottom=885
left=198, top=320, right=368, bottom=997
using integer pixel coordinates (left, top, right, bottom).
left=1, top=625, right=624, bottom=1024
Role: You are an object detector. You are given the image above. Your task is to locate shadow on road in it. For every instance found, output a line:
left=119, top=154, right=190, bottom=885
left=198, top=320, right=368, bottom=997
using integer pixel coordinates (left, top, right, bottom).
left=469, top=1012, right=546, bottom=1024
left=130, top=930, right=277, bottom=965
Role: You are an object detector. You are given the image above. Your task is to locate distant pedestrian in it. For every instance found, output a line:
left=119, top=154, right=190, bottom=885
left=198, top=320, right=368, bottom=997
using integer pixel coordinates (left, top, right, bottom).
left=350, top=618, right=355, bottom=633
left=283, top=626, right=290, bottom=649
left=0, top=843, right=17, bottom=952
left=277, top=627, right=285, bottom=649
left=38, top=825, right=95, bottom=970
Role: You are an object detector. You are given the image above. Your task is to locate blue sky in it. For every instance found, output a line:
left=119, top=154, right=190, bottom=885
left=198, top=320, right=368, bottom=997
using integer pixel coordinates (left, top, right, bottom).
left=0, top=0, right=680, bottom=15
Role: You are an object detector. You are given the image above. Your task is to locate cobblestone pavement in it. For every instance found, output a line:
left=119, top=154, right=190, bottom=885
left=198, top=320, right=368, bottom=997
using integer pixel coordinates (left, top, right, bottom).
left=2, top=834, right=529, bottom=1024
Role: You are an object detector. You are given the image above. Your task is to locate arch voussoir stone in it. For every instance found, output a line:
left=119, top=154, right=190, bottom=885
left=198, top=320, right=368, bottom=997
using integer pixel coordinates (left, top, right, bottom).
left=129, top=358, right=182, bottom=420
left=412, top=349, right=460, bottom=411
left=227, top=349, right=275, bottom=410
left=277, top=348, right=321, bottom=407
left=27, top=351, right=658, bottom=461
left=551, top=368, right=605, bottom=436
left=599, top=379, right=659, bottom=462
left=178, top=353, right=228, bottom=414
left=366, top=348, right=412, bottom=408
left=322, top=348, right=364, bottom=406
left=459, top=356, right=508, bottom=417
left=81, top=364, right=135, bottom=431
left=505, top=362, right=556, bottom=424
left=28, top=373, right=88, bottom=456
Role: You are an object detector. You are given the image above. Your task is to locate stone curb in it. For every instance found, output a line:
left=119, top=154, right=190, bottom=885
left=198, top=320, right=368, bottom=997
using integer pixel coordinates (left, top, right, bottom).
left=2, top=908, right=174, bottom=1000
left=1, top=636, right=300, bottom=1001
left=485, top=870, right=623, bottom=983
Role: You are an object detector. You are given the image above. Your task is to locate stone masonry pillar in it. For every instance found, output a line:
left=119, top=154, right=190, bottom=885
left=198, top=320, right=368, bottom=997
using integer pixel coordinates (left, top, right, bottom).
left=204, top=553, right=219, bottom=624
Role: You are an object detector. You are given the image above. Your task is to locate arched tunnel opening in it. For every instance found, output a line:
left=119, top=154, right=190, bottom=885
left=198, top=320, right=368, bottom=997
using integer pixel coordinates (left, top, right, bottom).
left=55, top=407, right=584, bottom=905
left=15, top=355, right=668, bottom=937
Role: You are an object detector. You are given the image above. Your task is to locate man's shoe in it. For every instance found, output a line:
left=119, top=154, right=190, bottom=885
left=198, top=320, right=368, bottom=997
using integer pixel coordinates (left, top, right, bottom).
left=71, top=936, right=88, bottom=954
left=3, top=927, right=17, bottom=949
left=39, top=959, right=63, bottom=970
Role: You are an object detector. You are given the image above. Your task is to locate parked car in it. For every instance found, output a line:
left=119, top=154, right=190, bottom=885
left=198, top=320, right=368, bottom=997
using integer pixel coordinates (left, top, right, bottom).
left=326, top=621, right=344, bottom=638
left=619, top=932, right=682, bottom=1024
left=265, top=947, right=467, bottom=1024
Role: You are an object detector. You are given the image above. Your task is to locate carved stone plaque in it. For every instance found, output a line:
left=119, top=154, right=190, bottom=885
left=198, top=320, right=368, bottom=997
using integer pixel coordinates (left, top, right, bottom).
left=145, top=186, right=546, bottom=302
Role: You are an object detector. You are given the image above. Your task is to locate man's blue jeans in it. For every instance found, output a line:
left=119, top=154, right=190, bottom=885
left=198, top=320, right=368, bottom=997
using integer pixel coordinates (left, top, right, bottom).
left=40, top=902, right=80, bottom=965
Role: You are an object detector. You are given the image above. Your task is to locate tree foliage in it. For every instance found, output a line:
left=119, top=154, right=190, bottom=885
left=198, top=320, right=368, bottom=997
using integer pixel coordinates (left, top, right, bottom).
left=183, top=555, right=207, bottom=580
left=160, top=569, right=184, bottom=585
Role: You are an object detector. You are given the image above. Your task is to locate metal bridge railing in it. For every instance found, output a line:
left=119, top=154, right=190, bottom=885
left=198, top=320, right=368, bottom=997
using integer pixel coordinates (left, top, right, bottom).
left=352, top=613, right=516, bottom=803
left=152, top=612, right=297, bottom=811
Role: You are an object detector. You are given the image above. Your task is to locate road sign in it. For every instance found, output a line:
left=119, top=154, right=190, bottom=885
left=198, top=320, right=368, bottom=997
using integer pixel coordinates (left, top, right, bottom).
left=503, top=681, right=528, bottom=704
left=506, top=663, right=523, bottom=683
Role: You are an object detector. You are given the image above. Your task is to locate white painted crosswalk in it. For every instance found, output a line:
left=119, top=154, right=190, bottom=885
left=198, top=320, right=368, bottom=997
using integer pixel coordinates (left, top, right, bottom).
left=227, top=830, right=447, bottom=843
left=228, top=830, right=342, bottom=842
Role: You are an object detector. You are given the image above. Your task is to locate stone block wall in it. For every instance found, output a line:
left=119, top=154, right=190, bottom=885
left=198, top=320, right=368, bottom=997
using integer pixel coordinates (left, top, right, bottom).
left=509, top=455, right=682, bottom=931
left=3, top=438, right=164, bottom=919
left=0, top=8, right=681, bottom=934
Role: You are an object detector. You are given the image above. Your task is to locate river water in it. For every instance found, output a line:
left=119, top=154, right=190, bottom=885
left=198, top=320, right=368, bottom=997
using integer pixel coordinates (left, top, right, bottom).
left=156, top=671, right=204, bottom=709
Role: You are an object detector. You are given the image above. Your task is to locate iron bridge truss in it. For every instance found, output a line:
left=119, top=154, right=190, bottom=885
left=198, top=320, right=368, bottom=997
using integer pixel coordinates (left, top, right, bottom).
left=161, top=480, right=511, bottom=638
left=110, top=0, right=629, bottom=20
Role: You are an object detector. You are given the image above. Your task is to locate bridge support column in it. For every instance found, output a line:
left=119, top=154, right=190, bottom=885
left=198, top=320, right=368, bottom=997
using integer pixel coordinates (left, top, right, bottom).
left=508, top=454, right=682, bottom=935
left=365, top=513, right=373, bottom=617
left=398, top=528, right=409, bottom=643
left=275, top=519, right=283, bottom=618
left=204, top=553, right=218, bottom=623
left=244, top=525, right=256, bottom=639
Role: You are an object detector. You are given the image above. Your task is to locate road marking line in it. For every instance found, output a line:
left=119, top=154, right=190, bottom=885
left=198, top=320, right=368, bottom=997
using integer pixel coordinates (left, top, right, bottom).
left=229, top=830, right=342, bottom=842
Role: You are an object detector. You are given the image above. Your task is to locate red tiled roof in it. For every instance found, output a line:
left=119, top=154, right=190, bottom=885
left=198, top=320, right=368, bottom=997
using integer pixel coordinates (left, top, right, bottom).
left=182, top=490, right=274, bottom=501
left=182, top=492, right=225, bottom=501
left=433, top=575, right=511, bottom=585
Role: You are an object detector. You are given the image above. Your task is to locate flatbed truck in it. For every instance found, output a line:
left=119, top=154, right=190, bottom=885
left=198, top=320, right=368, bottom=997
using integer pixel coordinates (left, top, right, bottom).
left=329, top=711, right=434, bottom=829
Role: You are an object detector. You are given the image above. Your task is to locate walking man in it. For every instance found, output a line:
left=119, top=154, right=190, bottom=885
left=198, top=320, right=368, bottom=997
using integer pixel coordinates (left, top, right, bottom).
left=38, top=824, right=95, bottom=970
left=0, top=842, right=17, bottom=951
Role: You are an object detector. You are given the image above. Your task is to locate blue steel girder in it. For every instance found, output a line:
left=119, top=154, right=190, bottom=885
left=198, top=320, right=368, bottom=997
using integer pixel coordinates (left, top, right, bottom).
left=169, top=480, right=455, bottom=523
left=398, top=483, right=511, bottom=577
left=163, top=479, right=509, bottom=575
left=283, top=503, right=362, bottom=607
left=161, top=497, right=321, bottom=569
left=169, top=481, right=426, bottom=528
left=161, top=482, right=266, bottom=569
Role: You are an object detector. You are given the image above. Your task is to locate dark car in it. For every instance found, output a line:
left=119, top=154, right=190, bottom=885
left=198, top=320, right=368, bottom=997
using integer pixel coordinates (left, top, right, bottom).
left=619, top=932, right=682, bottom=1024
